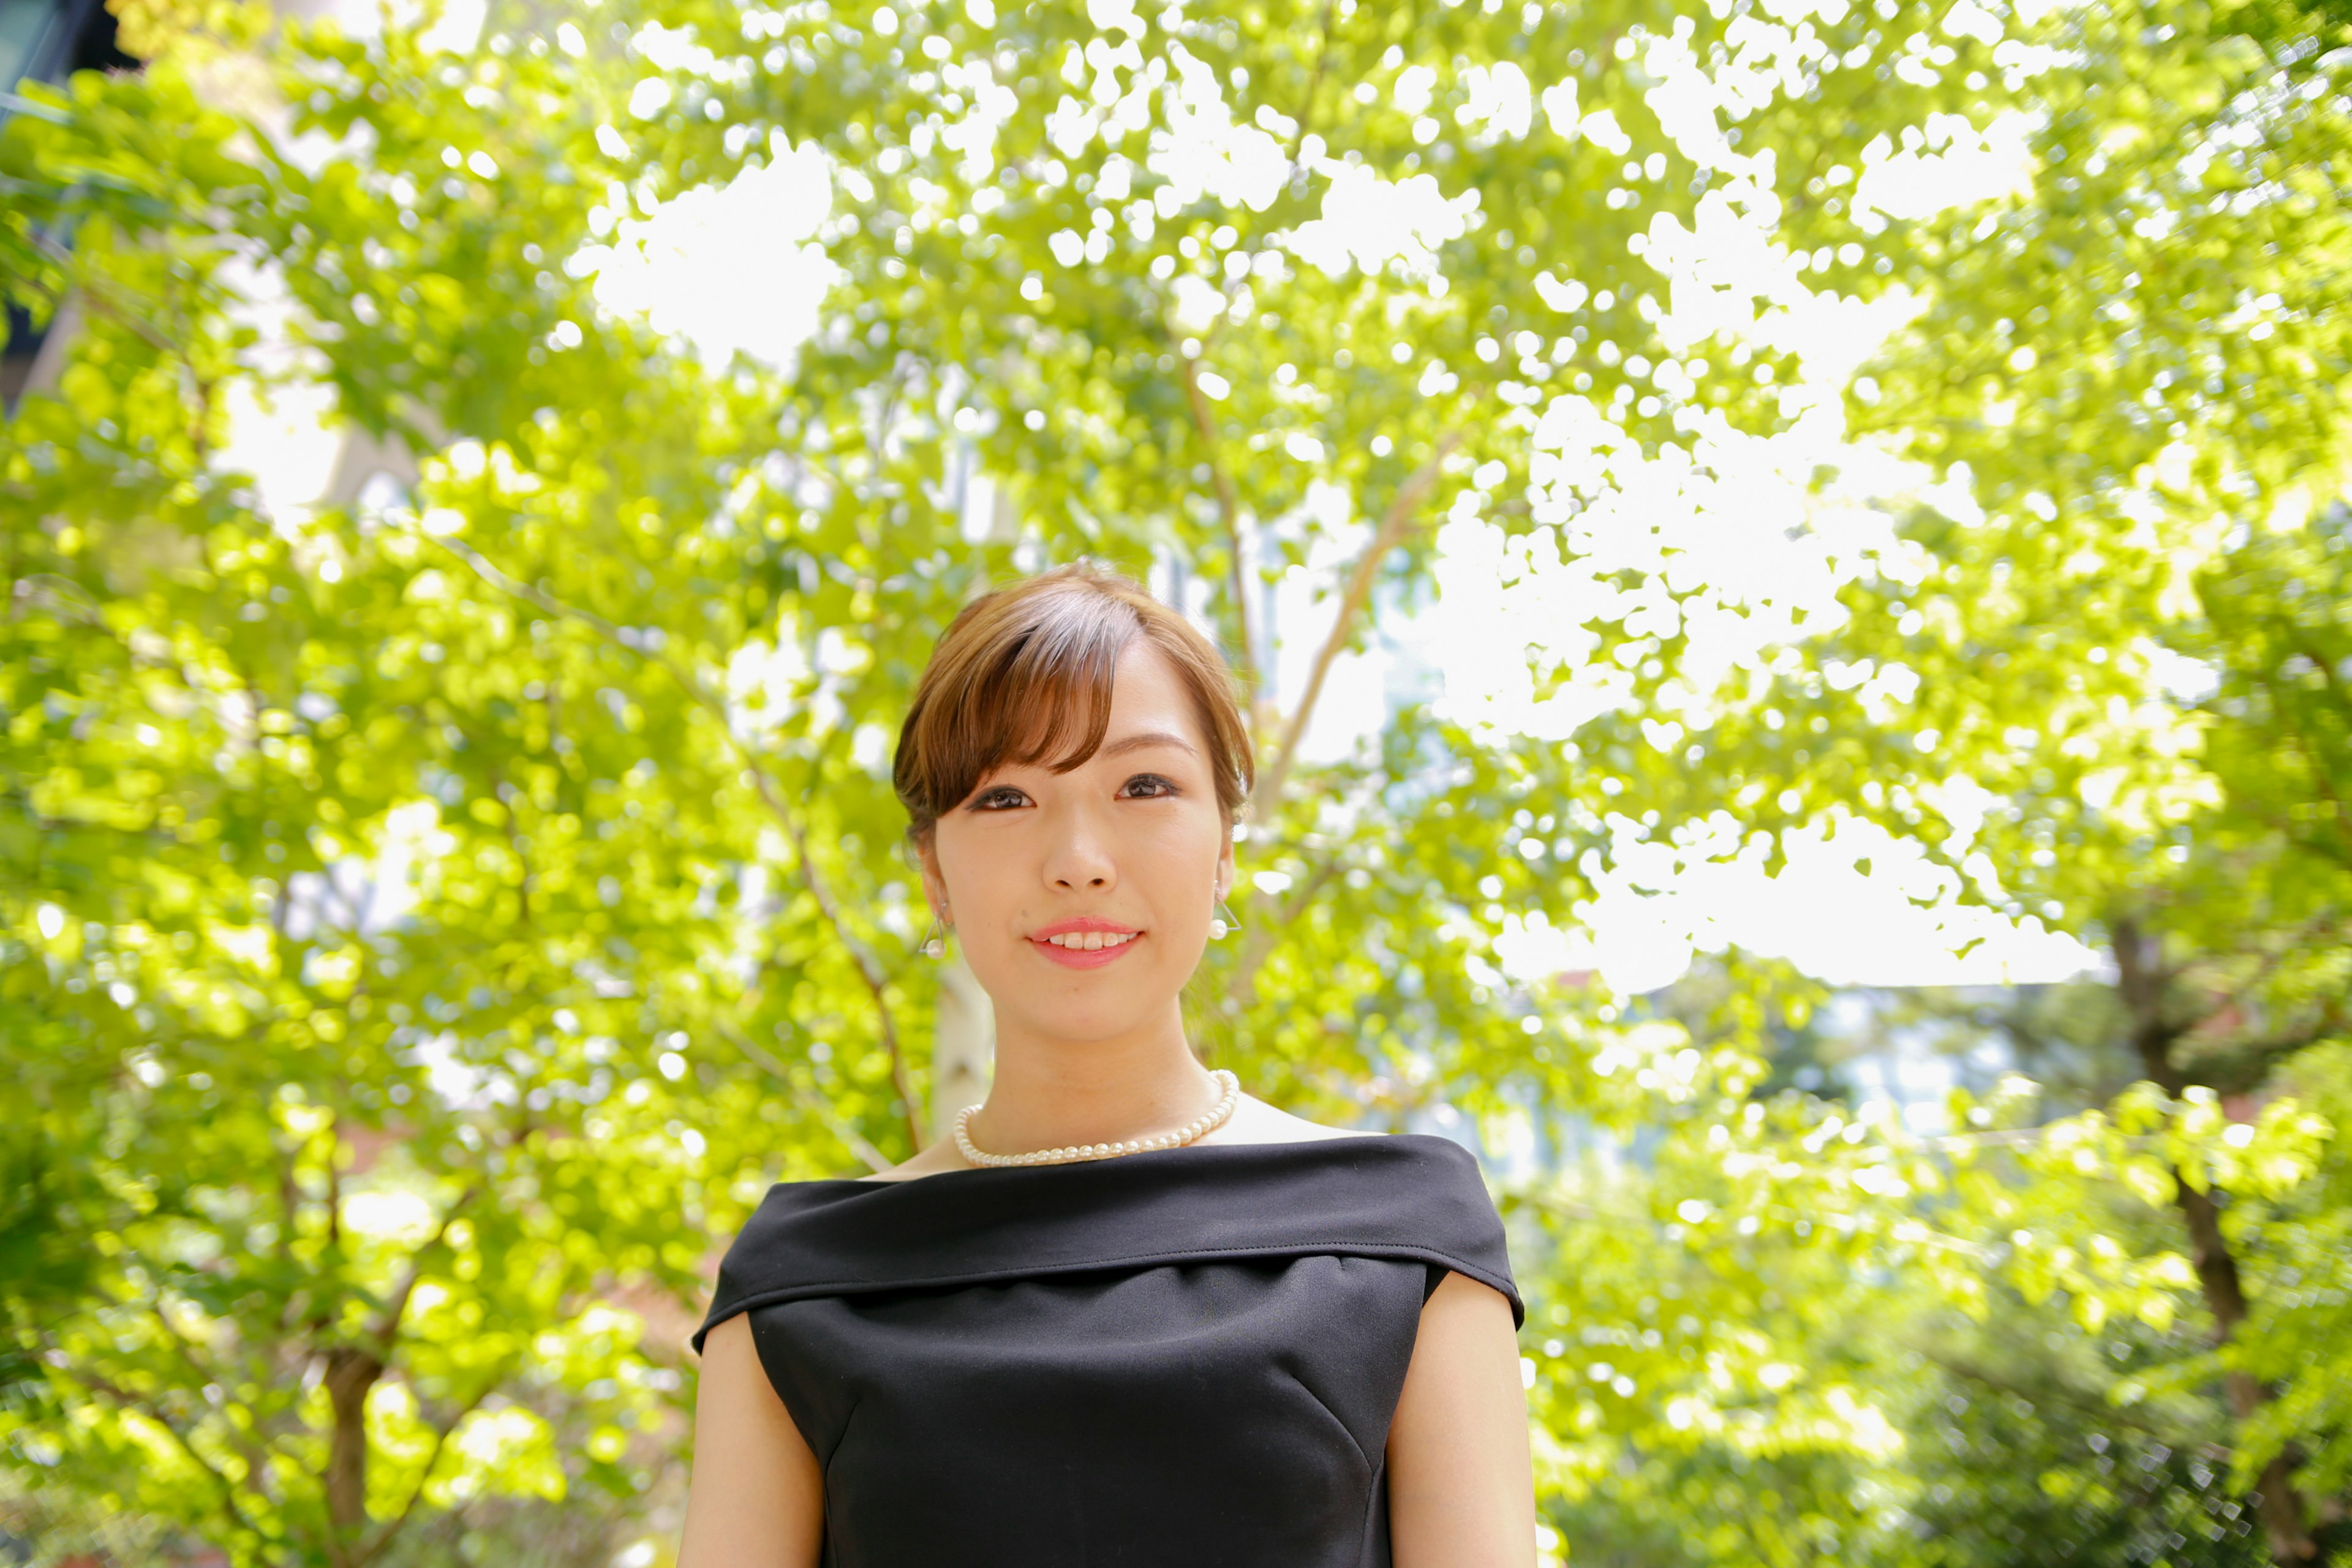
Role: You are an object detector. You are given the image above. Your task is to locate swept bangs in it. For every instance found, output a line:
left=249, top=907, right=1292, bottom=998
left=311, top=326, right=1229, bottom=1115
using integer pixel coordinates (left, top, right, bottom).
left=894, top=565, right=1252, bottom=843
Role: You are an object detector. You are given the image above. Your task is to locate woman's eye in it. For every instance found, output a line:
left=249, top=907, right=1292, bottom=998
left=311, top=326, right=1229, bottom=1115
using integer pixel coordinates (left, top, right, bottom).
left=972, top=787, right=1030, bottom=810
left=1120, top=774, right=1178, bottom=799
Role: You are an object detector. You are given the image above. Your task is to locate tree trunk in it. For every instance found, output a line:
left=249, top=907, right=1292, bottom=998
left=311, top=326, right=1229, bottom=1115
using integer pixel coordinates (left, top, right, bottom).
left=2114, top=921, right=2316, bottom=1565
left=2172, top=1180, right=2316, bottom=1562
left=322, top=1344, right=384, bottom=1564
left=931, top=944, right=994, bottom=1143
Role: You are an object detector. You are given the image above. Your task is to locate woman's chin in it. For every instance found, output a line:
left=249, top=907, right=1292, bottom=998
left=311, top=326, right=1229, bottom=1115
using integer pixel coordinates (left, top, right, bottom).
left=1001, top=995, right=1182, bottom=1048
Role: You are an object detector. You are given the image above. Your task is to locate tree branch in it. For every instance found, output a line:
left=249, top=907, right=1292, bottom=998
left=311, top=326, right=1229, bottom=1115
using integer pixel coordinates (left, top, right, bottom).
left=23, top=239, right=181, bottom=355
left=1923, top=1348, right=2197, bottom=1443
left=1171, top=5, right=1338, bottom=728
left=2182, top=1003, right=2351, bottom=1096
left=355, top=1379, right=492, bottom=1568
left=1224, top=836, right=1352, bottom=1007
left=1253, top=429, right=1465, bottom=818
left=1179, top=356, right=1258, bottom=714
left=148, top=1303, right=280, bottom=1508
left=368, top=1185, right=478, bottom=1352
left=2111, top=918, right=2188, bottom=1087
left=1500, top=1189, right=1602, bottom=1224
left=773, top=805, right=925, bottom=1150
left=274, top=1133, right=301, bottom=1270
left=713, top=1018, right=893, bottom=1174
left=69, top=1366, right=278, bottom=1550
left=423, top=529, right=927, bottom=1151
left=2186, top=907, right=2350, bottom=1030
left=325, top=1118, right=342, bottom=1254
left=488, top=764, right=533, bottom=927
left=2271, top=663, right=2352, bottom=861
left=1929, top=1126, right=2056, bottom=1152
left=2117, top=917, right=2318, bottom=1563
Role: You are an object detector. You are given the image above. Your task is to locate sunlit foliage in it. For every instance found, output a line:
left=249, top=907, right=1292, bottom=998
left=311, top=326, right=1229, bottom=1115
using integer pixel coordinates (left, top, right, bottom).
left=2, top=0, right=2346, bottom=1561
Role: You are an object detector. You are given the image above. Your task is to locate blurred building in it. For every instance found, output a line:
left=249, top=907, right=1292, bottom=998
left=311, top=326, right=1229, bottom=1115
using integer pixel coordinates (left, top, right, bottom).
left=1, top=0, right=135, bottom=404
left=0, top=0, right=131, bottom=114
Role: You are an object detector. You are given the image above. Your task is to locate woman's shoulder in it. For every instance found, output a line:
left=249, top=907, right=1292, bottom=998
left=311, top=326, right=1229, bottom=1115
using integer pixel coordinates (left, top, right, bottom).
left=697, top=1119, right=1518, bottom=1348
left=1202, top=1093, right=1378, bottom=1147
left=858, top=1138, right=971, bottom=1183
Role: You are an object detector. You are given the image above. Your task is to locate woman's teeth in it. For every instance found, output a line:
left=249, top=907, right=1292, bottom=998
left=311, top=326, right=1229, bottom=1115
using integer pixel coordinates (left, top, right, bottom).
left=1043, top=930, right=1137, bottom=951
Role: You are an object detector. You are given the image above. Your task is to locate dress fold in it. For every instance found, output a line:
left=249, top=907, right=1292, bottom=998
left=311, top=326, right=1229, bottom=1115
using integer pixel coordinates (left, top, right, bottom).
left=695, top=1133, right=1519, bottom=1568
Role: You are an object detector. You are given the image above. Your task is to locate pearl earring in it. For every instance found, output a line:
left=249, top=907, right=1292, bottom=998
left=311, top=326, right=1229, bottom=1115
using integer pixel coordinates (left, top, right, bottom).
left=1209, top=892, right=1242, bottom=941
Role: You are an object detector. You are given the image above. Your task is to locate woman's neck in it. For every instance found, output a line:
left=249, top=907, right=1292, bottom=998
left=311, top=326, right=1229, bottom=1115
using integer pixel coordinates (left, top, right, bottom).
left=965, top=1008, right=1218, bottom=1157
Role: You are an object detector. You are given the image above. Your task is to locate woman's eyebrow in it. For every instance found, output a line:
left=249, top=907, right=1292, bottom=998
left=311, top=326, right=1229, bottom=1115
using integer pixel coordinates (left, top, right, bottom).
left=1097, top=729, right=1201, bottom=759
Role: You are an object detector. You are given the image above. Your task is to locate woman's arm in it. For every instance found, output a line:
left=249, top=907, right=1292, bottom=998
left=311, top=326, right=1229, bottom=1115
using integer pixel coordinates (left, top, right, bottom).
left=1386, top=1270, right=1538, bottom=1567
left=677, top=1314, right=825, bottom=1568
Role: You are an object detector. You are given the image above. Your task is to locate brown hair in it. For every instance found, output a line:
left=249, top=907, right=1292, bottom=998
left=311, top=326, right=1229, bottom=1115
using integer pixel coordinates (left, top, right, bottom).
left=893, top=565, right=1253, bottom=844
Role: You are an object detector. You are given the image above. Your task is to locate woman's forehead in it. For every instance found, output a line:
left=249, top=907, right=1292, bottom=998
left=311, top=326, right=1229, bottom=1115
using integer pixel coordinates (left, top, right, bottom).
left=1103, top=641, right=1203, bottom=730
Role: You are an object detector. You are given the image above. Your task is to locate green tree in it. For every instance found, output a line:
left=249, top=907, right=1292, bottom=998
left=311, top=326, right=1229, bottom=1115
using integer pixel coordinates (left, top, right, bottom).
left=0, top=40, right=758, bottom=1567
left=1570, top=0, right=2352, bottom=1540
left=1898, top=1293, right=2269, bottom=1568
left=6, top=0, right=2348, bottom=1562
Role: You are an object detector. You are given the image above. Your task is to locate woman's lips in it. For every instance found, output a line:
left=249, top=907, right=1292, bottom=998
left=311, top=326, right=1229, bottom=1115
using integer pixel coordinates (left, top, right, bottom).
left=1025, top=921, right=1143, bottom=968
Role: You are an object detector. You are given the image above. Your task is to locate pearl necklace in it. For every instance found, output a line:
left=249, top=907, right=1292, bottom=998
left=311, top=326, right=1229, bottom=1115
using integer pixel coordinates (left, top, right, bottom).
left=953, top=1070, right=1243, bottom=1169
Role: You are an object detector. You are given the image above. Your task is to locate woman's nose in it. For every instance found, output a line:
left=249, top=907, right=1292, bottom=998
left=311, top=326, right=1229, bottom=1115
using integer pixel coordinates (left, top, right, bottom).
left=1043, top=813, right=1117, bottom=891
left=1050, top=856, right=1114, bottom=889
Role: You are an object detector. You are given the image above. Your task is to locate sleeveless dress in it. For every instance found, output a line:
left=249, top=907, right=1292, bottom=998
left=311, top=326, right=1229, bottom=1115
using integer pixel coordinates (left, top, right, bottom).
left=695, top=1134, right=1521, bottom=1568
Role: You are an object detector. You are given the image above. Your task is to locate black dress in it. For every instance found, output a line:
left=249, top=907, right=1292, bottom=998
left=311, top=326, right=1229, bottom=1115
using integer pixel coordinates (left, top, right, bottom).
left=695, top=1134, right=1521, bottom=1568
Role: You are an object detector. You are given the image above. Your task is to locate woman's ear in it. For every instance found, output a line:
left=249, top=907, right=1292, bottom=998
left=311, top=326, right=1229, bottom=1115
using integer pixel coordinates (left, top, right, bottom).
left=1216, top=828, right=1236, bottom=901
left=916, top=835, right=952, bottom=925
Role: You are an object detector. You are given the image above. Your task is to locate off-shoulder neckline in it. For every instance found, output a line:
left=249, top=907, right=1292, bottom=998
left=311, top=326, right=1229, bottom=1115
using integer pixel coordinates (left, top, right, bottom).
left=694, top=1130, right=1520, bottom=1349
left=798, top=1128, right=1459, bottom=1190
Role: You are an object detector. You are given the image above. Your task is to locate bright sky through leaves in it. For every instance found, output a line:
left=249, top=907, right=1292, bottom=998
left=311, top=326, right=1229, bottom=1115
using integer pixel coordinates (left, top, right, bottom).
left=218, top=21, right=2094, bottom=995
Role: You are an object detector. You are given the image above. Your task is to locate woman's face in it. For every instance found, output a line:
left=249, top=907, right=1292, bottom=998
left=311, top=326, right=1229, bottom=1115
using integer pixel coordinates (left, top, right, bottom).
left=923, top=639, right=1234, bottom=1048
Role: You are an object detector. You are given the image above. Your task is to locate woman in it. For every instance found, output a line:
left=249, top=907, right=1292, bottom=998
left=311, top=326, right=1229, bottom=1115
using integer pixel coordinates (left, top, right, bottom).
left=680, top=566, right=1536, bottom=1567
